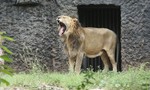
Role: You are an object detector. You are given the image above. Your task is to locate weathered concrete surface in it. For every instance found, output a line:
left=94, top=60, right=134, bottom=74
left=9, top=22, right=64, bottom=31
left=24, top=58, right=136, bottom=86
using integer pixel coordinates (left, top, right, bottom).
left=0, top=0, right=149, bottom=71
left=0, top=0, right=67, bottom=72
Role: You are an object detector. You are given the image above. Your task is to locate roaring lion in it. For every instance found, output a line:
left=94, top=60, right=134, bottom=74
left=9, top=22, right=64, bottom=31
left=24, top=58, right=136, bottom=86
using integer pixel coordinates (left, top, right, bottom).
left=56, top=15, right=117, bottom=74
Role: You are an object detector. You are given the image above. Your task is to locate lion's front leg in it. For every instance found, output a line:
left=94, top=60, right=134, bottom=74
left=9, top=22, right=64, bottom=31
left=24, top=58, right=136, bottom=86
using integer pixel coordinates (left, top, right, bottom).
left=69, top=57, right=76, bottom=73
left=75, top=53, right=84, bottom=74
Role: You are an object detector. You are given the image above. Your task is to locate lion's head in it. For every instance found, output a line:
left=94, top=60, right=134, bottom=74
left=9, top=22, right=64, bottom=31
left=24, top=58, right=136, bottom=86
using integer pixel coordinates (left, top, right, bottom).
left=56, top=15, right=80, bottom=36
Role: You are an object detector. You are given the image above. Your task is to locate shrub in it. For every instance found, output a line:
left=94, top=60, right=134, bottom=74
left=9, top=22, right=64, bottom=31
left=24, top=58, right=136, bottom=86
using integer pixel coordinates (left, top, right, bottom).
left=0, top=31, right=14, bottom=85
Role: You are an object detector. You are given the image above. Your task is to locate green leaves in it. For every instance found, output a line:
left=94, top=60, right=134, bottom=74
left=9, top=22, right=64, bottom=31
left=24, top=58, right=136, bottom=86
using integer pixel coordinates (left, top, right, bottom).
left=0, top=31, right=15, bottom=42
left=0, top=31, right=14, bottom=86
left=0, top=68, right=13, bottom=76
left=0, top=78, right=10, bottom=86
left=0, top=54, right=13, bottom=86
left=0, top=32, right=6, bottom=35
left=2, top=36, right=15, bottom=42
left=0, top=55, right=13, bottom=62
left=77, top=70, right=95, bottom=90
left=0, top=46, right=13, bottom=55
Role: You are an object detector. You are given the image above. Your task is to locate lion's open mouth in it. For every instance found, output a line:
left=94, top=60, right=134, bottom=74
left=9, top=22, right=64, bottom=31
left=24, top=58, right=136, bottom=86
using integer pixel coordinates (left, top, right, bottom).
left=58, top=21, right=66, bottom=36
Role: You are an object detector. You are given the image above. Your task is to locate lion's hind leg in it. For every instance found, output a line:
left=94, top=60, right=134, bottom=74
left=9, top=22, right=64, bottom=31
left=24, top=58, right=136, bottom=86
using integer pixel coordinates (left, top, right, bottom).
left=106, top=50, right=117, bottom=72
left=101, top=50, right=110, bottom=72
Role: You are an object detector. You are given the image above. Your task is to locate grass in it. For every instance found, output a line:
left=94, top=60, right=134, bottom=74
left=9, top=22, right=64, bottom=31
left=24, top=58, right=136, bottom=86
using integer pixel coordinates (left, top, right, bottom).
left=1, top=72, right=84, bottom=89
left=1, top=65, right=150, bottom=90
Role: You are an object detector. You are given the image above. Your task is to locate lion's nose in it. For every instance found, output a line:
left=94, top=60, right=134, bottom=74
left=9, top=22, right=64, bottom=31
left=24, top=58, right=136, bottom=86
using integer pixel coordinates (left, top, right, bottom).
left=56, top=17, right=60, bottom=23
left=56, top=19, right=60, bottom=23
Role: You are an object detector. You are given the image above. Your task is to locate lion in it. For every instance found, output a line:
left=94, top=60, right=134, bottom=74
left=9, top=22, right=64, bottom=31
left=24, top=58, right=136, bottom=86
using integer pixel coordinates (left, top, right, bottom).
left=56, top=15, right=117, bottom=74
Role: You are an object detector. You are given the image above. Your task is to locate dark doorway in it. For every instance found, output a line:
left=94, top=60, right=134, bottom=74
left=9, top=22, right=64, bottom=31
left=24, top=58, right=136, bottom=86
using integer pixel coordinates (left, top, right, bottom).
left=77, top=4, right=121, bottom=71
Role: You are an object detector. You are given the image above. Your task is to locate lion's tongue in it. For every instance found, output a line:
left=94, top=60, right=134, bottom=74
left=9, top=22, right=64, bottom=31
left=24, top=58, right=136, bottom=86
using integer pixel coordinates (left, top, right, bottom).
left=59, top=27, right=64, bottom=36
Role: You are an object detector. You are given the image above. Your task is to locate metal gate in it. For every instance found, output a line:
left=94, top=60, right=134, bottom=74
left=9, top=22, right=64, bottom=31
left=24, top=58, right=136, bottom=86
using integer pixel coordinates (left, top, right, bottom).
left=77, top=4, right=121, bottom=71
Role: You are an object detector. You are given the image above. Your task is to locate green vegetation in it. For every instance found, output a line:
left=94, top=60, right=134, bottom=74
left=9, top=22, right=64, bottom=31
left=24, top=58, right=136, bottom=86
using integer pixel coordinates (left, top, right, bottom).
left=0, top=32, right=150, bottom=89
left=0, top=31, right=14, bottom=86
left=1, top=64, right=150, bottom=90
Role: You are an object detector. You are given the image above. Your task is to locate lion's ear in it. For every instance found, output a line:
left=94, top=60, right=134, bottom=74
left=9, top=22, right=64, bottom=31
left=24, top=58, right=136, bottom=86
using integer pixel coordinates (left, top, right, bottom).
left=72, top=18, right=78, bottom=23
left=70, top=16, right=76, bottom=19
left=72, top=18, right=81, bottom=29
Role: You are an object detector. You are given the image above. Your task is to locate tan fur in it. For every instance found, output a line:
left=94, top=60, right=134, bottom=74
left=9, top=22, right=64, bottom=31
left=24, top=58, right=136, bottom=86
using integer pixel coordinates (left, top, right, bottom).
left=57, top=15, right=117, bottom=74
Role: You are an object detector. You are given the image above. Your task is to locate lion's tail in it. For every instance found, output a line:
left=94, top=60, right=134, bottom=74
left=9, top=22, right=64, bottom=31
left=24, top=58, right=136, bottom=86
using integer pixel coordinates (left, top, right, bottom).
left=116, top=36, right=122, bottom=71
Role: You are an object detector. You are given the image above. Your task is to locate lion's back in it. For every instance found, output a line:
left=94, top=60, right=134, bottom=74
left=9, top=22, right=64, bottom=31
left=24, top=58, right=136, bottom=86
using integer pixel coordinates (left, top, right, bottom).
left=82, top=27, right=117, bottom=54
left=83, top=27, right=116, bottom=40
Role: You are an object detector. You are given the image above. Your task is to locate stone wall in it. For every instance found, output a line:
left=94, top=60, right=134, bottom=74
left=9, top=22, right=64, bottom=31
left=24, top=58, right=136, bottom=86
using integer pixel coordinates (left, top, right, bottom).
left=0, top=0, right=149, bottom=71
left=0, top=0, right=67, bottom=72
left=119, top=0, right=150, bottom=68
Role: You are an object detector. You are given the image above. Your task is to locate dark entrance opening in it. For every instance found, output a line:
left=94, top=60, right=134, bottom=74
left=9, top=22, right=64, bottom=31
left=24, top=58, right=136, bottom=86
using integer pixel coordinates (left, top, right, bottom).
left=77, top=4, right=121, bottom=71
